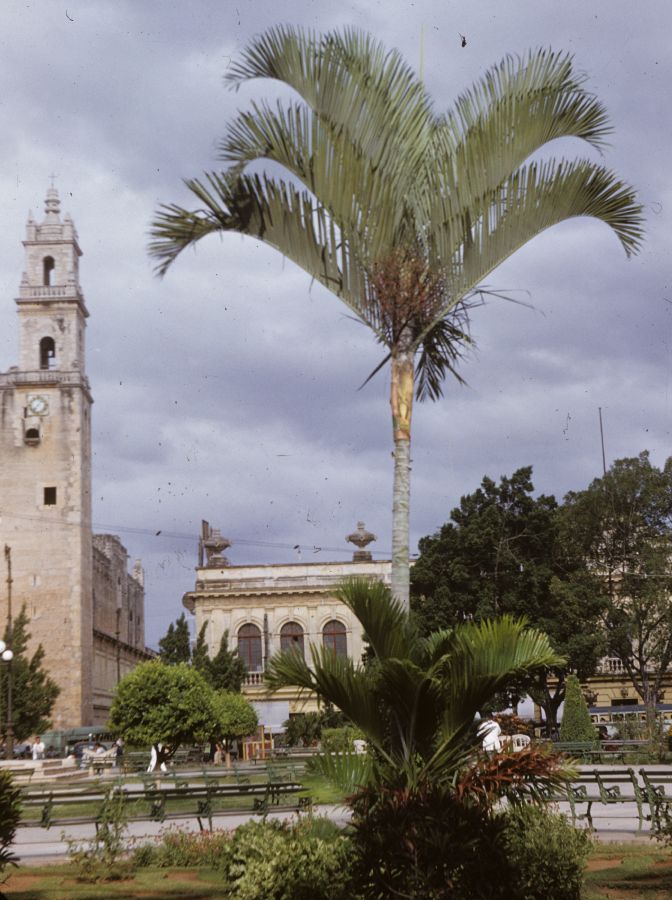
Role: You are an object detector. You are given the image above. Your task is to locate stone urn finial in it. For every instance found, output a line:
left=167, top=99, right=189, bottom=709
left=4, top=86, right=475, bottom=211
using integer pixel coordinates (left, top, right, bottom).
left=346, top=521, right=377, bottom=561
left=203, top=527, right=231, bottom=567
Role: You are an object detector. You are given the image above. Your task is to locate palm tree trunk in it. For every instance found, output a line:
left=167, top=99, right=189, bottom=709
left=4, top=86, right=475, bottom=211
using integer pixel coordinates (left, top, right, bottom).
left=390, top=346, right=414, bottom=612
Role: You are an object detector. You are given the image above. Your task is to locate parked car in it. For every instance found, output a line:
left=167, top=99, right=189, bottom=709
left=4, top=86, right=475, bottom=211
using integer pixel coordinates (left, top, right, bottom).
left=12, top=741, right=32, bottom=759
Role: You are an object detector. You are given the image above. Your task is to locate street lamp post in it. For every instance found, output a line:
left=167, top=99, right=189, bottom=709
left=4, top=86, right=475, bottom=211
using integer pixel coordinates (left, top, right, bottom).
left=3, top=545, right=14, bottom=760
left=0, top=640, right=13, bottom=760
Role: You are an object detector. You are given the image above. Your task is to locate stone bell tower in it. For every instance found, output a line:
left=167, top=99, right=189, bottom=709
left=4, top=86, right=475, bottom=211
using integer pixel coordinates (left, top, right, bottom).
left=0, top=185, right=94, bottom=728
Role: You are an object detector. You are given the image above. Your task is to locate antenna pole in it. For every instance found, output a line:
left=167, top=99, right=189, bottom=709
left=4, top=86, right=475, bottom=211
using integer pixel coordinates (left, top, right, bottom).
left=598, top=407, right=607, bottom=475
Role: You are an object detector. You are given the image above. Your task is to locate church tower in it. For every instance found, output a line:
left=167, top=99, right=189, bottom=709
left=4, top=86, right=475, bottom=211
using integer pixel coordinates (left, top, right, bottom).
left=0, top=186, right=94, bottom=728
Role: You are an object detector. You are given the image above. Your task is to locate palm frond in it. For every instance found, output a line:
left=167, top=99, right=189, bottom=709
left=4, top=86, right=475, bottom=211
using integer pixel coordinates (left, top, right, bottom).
left=335, top=578, right=415, bottom=660
left=435, top=616, right=563, bottom=737
left=266, top=641, right=391, bottom=752
left=414, top=303, right=474, bottom=401
left=149, top=171, right=373, bottom=317
left=418, top=158, right=643, bottom=346
left=307, top=749, right=375, bottom=794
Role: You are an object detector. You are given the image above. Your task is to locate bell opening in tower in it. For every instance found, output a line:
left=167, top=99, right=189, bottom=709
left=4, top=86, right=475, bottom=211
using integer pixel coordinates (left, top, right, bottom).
left=39, top=336, right=56, bottom=370
left=43, top=255, right=55, bottom=286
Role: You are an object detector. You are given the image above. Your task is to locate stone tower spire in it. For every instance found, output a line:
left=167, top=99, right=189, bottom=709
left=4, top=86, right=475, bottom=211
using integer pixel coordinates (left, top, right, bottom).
left=0, top=184, right=94, bottom=728
left=17, top=184, right=88, bottom=374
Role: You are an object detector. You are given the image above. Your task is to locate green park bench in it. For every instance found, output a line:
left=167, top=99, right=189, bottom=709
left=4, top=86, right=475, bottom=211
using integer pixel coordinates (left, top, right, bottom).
left=557, top=767, right=652, bottom=831
left=21, top=776, right=308, bottom=832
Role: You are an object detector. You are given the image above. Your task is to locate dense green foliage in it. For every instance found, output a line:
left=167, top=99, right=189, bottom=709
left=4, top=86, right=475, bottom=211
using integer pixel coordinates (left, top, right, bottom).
left=132, top=827, right=235, bottom=869
left=410, top=467, right=606, bottom=733
left=349, top=781, right=509, bottom=898
left=151, top=26, right=642, bottom=610
left=281, top=704, right=348, bottom=748
left=0, top=605, right=60, bottom=742
left=109, top=661, right=257, bottom=770
left=563, top=452, right=672, bottom=732
left=501, top=804, right=592, bottom=899
left=320, top=726, right=364, bottom=753
left=157, top=613, right=191, bottom=665
left=559, top=675, right=598, bottom=743
left=109, top=661, right=216, bottom=755
left=211, top=692, right=258, bottom=750
left=0, top=769, right=21, bottom=876
left=218, top=818, right=352, bottom=900
left=134, top=818, right=352, bottom=898
left=158, top=616, right=246, bottom=692
left=203, top=630, right=247, bottom=693
left=282, top=712, right=322, bottom=748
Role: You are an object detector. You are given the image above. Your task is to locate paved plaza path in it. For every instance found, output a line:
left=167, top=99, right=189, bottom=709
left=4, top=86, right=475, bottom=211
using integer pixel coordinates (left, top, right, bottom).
left=14, top=764, right=670, bottom=864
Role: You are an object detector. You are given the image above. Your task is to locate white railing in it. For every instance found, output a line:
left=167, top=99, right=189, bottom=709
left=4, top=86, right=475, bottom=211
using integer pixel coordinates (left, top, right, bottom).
left=0, top=370, right=88, bottom=387
left=596, top=657, right=628, bottom=675
left=243, top=672, right=266, bottom=687
left=18, top=285, right=82, bottom=300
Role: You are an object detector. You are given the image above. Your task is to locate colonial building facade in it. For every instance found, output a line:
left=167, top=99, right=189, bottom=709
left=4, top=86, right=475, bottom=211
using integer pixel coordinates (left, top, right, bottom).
left=182, top=522, right=391, bottom=727
left=0, top=187, right=150, bottom=729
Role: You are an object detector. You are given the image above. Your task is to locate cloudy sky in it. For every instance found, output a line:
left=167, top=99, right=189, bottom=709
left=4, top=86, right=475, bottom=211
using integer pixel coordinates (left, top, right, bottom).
left=1, top=0, right=669, bottom=648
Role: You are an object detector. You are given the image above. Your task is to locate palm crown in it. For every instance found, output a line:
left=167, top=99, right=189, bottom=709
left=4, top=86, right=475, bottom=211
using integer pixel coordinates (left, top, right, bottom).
left=265, top=578, right=564, bottom=791
left=150, top=27, right=643, bottom=609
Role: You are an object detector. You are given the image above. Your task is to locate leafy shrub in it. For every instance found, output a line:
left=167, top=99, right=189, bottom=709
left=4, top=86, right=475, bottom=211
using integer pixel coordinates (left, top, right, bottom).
left=501, top=804, right=592, bottom=899
left=63, top=785, right=132, bottom=882
left=559, top=675, right=598, bottom=743
left=349, top=782, right=510, bottom=899
left=219, top=818, right=353, bottom=899
left=320, top=726, right=363, bottom=753
left=281, top=704, right=349, bottom=748
left=0, top=770, right=21, bottom=877
left=132, top=826, right=233, bottom=868
left=282, top=713, right=322, bottom=747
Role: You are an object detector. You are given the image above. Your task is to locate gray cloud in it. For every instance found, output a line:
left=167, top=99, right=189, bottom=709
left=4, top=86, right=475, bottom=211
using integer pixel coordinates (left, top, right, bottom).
left=2, top=0, right=671, bottom=643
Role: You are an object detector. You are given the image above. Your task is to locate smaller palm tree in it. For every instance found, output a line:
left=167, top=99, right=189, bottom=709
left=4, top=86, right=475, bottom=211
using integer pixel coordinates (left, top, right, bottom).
left=266, top=577, right=563, bottom=793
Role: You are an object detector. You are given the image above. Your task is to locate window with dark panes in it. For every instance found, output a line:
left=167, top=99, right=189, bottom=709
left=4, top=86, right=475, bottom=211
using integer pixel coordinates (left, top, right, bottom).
left=322, top=619, right=347, bottom=657
left=237, top=623, right=263, bottom=671
left=280, top=621, right=305, bottom=658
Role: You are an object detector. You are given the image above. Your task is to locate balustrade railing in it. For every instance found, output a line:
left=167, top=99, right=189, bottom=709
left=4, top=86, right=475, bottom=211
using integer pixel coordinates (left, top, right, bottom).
left=18, top=285, right=83, bottom=300
left=0, top=370, right=87, bottom=387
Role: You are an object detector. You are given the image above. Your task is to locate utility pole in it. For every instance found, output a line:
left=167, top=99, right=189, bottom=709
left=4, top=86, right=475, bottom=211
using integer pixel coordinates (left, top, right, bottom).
left=4, top=545, right=14, bottom=760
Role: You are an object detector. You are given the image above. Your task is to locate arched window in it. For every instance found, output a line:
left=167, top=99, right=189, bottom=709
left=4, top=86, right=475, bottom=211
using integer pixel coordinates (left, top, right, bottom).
left=43, top=256, right=55, bottom=286
left=39, top=337, right=56, bottom=370
left=322, top=620, right=347, bottom=657
left=237, top=623, right=262, bottom=672
left=280, top=621, right=305, bottom=658
left=24, top=427, right=40, bottom=446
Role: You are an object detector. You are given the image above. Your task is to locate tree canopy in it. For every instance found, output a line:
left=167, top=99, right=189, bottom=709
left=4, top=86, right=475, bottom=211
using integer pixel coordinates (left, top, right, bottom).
left=563, top=452, right=672, bottom=731
left=158, top=616, right=246, bottom=693
left=108, top=661, right=216, bottom=754
left=211, top=692, right=258, bottom=749
left=410, top=467, right=606, bottom=733
left=157, top=613, right=191, bottom=665
left=0, top=605, right=60, bottom=742
left=559, top=675, right=598, bottom=743
left=150, top=27, right=643, bottom=612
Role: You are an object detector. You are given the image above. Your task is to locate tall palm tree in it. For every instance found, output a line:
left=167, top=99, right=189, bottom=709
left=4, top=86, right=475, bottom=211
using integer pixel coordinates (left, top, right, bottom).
left=149, top=27, right=643, bottom=610
left=266, top=578, right=564, bottom=792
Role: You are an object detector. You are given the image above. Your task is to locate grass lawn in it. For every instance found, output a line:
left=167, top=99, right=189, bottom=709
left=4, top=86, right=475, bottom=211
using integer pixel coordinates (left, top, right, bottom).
left=3, top=842, right=672, bottom=898
left=584, top=842, right=672, bottom=898
left=1, top=865, right=229, bottom=899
